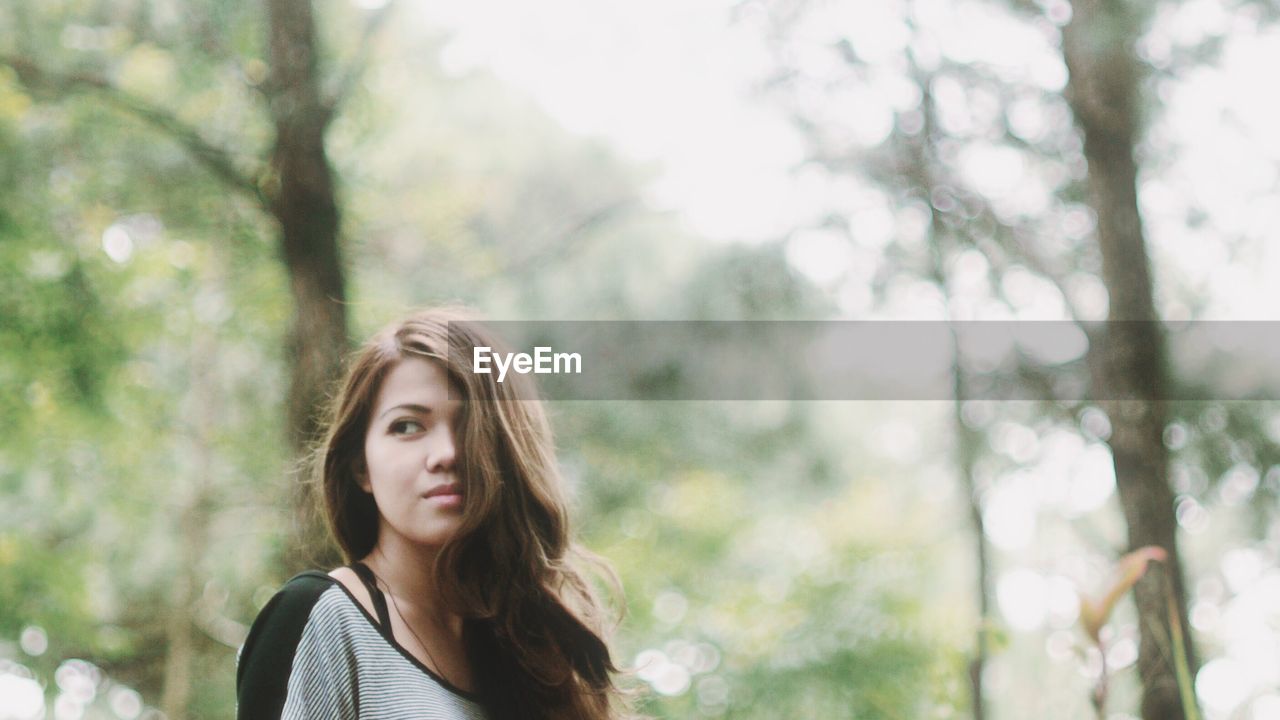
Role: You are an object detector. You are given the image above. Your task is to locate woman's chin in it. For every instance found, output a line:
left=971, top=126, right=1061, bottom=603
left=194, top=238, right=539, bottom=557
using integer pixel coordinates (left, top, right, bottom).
left=404, top=524, right=461, bottom=549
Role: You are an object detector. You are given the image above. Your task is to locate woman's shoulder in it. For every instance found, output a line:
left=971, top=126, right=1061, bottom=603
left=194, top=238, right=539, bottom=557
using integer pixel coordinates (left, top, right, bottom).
left=244, top=568, right=385, bottom=646
left=325, top=566, right=379, bottom=620
left=239, top=572, right=340, bottom=653
left=258, top=571, right=341, bottom=619
left=282, top=569, right=341, bottom=594
left=237, top=571, right=373, bottom=719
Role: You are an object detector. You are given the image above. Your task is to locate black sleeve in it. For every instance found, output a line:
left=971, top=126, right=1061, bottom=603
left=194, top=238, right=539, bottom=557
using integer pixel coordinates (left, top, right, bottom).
left=236, top=572, right=336, bottom=720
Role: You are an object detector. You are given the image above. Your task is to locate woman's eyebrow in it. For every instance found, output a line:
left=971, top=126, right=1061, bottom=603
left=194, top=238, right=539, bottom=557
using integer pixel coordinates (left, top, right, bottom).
left=377, top=403, right=433, bottom=420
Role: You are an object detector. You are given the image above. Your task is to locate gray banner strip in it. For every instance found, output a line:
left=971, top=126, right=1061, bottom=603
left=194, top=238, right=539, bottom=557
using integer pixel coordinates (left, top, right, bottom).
left=446, top=321, right=1280, bottom=401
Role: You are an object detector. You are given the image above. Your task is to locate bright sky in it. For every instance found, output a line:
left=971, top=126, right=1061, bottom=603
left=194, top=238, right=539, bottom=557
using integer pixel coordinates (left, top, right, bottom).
left=402, top=0, right=1280, bottom=324
left=407, top=0, right=806, bottom=241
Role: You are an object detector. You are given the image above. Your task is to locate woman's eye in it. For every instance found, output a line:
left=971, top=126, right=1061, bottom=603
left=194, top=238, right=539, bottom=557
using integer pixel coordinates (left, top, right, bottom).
left=390, top=419, right=425, bottom=435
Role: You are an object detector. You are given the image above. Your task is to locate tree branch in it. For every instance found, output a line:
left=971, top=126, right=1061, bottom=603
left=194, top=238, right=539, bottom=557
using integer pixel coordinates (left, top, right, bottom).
left=0, top=54, right=269, bottom=209
left=323, top=0, right=396, bottom=116
left=498, top=198, right=635, bottom=276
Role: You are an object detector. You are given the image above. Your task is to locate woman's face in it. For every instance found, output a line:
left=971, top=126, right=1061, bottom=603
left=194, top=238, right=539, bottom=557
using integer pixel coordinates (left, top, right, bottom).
left=361, top=356, right=466, bottom=548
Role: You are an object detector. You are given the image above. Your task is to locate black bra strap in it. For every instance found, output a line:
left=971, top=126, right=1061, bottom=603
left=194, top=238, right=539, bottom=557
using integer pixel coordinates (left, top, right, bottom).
left=350, top=562, right=394, bottom=633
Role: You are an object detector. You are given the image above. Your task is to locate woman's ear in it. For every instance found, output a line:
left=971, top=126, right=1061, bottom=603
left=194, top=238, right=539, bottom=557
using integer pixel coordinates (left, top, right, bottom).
left=353, top=458, right=372, bottom=493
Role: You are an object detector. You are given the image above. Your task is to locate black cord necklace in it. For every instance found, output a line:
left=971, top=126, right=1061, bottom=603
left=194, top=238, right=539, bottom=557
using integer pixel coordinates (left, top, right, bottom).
left=366, top=560, right=456, bottom=687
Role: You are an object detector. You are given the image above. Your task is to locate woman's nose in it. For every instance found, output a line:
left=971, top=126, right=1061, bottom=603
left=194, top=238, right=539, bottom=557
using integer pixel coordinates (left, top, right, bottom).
left=425, top=426, right=456, bottom=473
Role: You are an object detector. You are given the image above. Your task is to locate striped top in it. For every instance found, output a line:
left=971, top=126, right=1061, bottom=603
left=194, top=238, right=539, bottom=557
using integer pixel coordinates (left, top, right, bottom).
left=236, top=571, right=489, bottom=720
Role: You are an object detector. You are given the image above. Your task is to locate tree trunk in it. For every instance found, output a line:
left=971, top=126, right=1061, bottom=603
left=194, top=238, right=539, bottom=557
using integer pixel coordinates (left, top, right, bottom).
left=1, top=0, right=354, bottom=614
left=160, top=516, right=196, bottom=720
left=957, top=406, right=990, bottom=720
left=1061, top=3, right=1197, bottom=718
left=904, top=46, right=992, bottom=720
left=161, top=310, right=221, bottom=720
left=266, top=0, right=350, bottom=571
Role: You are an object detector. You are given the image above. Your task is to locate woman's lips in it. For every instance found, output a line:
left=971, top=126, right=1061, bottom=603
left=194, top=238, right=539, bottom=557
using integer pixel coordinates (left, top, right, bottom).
left=423, top=483, right=463, bottom=507
left=428, top=493, right=463, bottom=508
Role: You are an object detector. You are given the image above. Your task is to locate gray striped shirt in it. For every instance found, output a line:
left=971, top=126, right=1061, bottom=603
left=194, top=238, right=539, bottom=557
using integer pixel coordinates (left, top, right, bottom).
left=237, top=572, right=489, bottom=720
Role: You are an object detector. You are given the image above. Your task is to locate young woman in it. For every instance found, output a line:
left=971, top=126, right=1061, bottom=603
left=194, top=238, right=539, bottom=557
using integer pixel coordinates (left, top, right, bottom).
left=237, top=308, right=631, bottom=719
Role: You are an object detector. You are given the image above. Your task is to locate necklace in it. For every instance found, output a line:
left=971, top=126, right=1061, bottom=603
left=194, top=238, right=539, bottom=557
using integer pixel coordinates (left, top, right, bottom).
left=367, top=565, right=457, bottom=688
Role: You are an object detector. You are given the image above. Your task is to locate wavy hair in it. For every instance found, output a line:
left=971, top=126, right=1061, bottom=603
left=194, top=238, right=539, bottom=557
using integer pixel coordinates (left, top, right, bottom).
left=313, top=307, right=632, bottom=719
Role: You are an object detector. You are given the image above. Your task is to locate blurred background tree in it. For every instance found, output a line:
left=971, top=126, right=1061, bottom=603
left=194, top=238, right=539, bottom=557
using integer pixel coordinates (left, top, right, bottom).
left=3, top=0, right=1280, bottom=719
left=749, top=0, right=1280, bottom=717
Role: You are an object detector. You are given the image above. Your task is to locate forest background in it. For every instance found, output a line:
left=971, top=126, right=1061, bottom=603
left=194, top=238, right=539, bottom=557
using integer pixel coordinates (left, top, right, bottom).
left=2, top=0, right=1279, bottom=719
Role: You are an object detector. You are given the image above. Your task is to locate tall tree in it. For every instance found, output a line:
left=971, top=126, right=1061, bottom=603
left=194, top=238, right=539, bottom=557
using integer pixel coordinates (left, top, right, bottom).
left=0, top=0, right=394, bottom=570
left=1061, top=2, right=1197, bottom=717
left=263, top=0, right=351, bottom=570
left=1, top=6, right=374, bottom=713
left=265, top=0, right=347, bottom=457
left=749, top=0, right=1213, bottom=714
left=905, top=49, right=995, bottom=720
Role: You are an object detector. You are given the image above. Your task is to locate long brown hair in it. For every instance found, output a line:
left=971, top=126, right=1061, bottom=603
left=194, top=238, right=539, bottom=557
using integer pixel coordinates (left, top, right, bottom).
left=314, top=307, right=632, bottom=719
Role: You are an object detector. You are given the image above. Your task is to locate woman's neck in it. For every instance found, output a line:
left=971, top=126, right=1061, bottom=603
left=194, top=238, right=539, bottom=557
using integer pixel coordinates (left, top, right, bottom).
left=362, top=533, right=458, bottom=631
